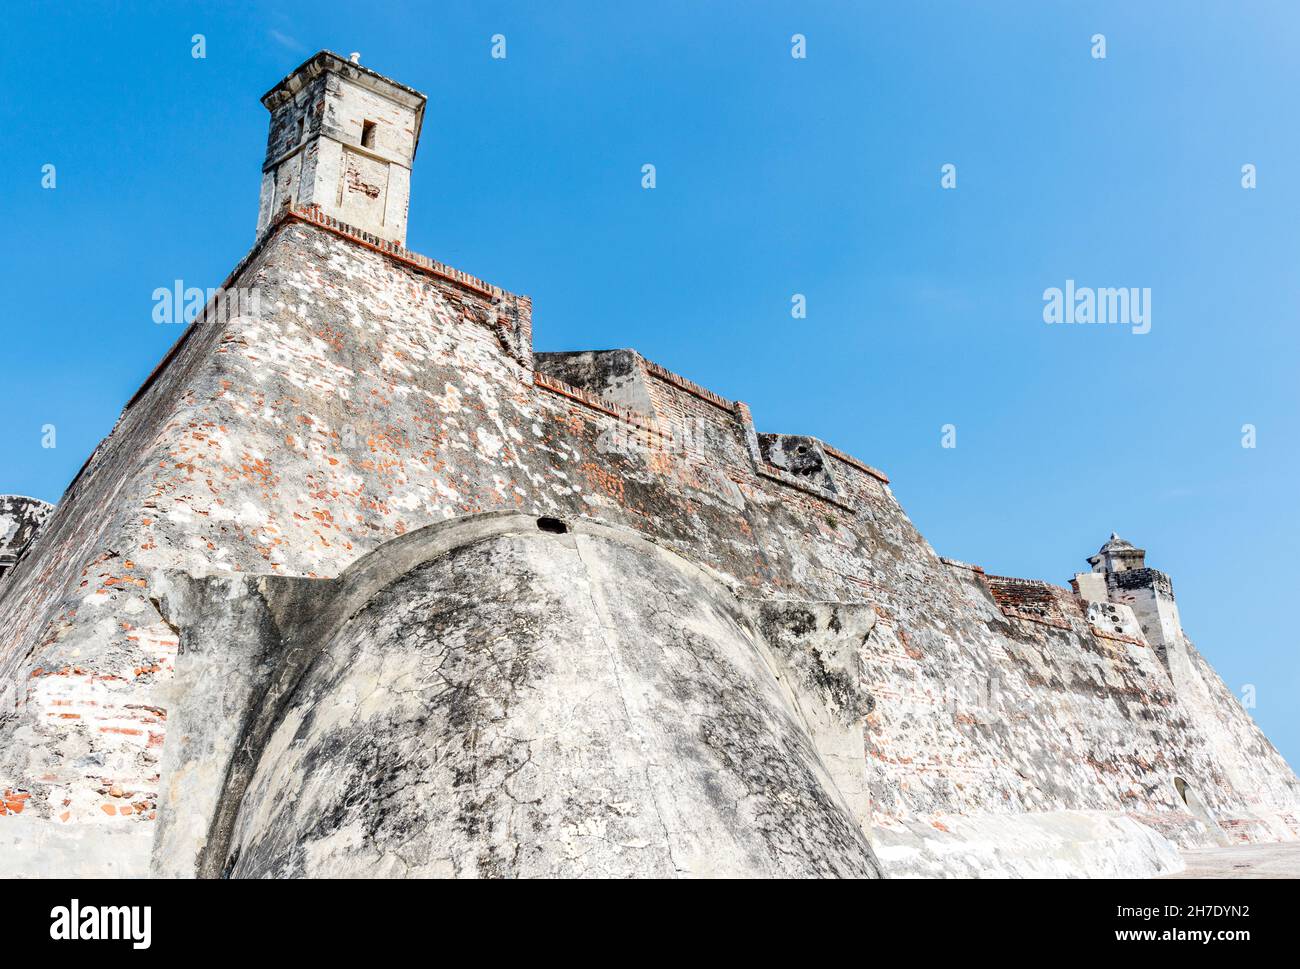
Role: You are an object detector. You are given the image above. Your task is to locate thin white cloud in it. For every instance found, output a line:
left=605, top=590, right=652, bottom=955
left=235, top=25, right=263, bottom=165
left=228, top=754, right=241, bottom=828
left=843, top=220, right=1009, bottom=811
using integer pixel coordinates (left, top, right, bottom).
left=269, top=29, right=304, bottom=52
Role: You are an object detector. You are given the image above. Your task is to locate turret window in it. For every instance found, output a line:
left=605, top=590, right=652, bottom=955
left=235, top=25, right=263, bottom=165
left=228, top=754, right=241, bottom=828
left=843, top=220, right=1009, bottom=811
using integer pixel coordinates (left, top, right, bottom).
left=361, top=120, right=377, bottom=149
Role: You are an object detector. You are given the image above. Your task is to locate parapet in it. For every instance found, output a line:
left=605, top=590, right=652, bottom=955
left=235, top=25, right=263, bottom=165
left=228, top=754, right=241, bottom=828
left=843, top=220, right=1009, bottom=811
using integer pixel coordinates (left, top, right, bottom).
left=532, top=347, right=890, bottom=514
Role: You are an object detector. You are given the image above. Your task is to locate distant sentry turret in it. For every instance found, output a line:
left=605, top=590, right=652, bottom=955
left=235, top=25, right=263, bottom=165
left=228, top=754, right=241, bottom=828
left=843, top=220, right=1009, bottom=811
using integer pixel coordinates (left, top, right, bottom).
left=1086, top=532, right=1147, bottom=573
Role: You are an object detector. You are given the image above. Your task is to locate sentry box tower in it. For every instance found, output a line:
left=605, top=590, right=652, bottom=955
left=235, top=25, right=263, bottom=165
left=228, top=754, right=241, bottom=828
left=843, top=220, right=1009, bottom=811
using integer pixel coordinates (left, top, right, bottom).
left=256, top=51, right=427, bottom=247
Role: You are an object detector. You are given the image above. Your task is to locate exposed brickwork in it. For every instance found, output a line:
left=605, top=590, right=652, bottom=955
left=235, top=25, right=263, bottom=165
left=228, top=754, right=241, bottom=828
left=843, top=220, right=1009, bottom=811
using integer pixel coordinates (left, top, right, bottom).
left=286, top=203, right=509, bottom=300
left=641, top=357, right=737, bottom=412
left=982, top=573, right=1073, bottom=627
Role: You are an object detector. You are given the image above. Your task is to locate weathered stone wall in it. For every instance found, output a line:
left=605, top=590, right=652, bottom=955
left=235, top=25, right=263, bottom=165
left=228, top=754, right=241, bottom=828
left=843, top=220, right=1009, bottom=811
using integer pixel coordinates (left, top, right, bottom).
left=0, top=496, right=53, bottom=582
left=1164, top=631, right=1300, bottom=843
left=151, top=514, right=882, bottom=878
left=1, top=206, right=1296, bottom=877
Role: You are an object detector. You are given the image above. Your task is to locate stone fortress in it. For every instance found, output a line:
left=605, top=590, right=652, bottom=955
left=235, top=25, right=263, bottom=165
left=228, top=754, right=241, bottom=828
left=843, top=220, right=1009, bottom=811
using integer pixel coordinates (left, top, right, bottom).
left=1, top=52, right=1296, bottom=878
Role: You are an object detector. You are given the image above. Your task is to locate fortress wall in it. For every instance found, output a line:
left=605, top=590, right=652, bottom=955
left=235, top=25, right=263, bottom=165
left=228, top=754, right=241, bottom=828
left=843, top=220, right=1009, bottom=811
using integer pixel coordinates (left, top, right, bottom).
left=0, top=219, right=863, bottom=870
left=153, top=517, right=884, bottom=878
left=541, top=345, right=1300, bottom=850
left=561, top=342, right=1300, bottom=852
left=0, top=220, right=458, bottom=854
left=0, top=238, right=289, bottom=873
left=1165, top=633, right=1300, bottom=841
left=819, top=473, right=1299, bottom=849
left=824, top=447, right=890, bottom=494
left=859, top=553, right=1215, bottom=842
left=1, top=214, right=1296, bottom=875
left=639, top=359, right=756, bottom=477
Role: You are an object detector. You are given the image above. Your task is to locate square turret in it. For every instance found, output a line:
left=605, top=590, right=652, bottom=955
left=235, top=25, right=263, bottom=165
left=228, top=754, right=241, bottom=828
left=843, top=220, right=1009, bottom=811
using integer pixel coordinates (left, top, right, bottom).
left=256, top=51, right=427, bottom=246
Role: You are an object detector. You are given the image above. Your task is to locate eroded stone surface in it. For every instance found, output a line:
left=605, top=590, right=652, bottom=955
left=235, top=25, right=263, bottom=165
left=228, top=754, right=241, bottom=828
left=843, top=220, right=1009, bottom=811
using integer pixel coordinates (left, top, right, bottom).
left=153, top=516, right=881, bottom=878
left=0, top=496, right=52, bottom=582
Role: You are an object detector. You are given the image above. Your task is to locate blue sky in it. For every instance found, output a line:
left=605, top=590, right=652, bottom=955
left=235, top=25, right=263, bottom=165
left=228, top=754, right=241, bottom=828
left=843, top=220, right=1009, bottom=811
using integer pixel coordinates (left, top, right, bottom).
left=4, top=2, right=1298, bottom=765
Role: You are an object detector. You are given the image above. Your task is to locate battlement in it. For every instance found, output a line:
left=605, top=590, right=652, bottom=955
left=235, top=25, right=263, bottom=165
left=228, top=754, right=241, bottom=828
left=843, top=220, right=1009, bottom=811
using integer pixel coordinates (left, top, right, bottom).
left=250, top=52, right=898, bottom=503
left=280, top=203, right=514, bottom=300
left=530, top=347, right=890, bottom=511
left=275, top=205, right=891, bottom=496
left=109, top=200, right=890, bottom=526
